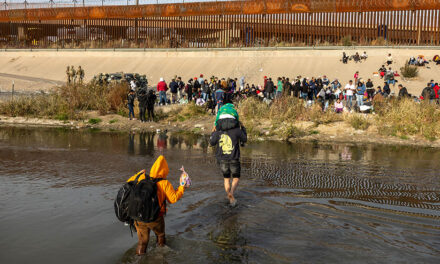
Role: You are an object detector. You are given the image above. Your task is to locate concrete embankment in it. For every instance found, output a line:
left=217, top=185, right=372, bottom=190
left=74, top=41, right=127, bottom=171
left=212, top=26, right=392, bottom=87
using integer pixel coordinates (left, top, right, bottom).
left=0, top=47, right=439, bottom=95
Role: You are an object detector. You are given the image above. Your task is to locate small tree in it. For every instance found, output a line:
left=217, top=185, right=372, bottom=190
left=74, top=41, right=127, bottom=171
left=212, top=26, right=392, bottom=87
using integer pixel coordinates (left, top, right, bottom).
left=400, top=61, right=419, bottom=78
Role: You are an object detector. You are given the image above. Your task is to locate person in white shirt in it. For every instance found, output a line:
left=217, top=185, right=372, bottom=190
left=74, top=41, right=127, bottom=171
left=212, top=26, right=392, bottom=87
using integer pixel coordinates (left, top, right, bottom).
left=361, top=51, right=368, bottom=60
left=386, top=53, right=393, bottom=65
left=344, top=80, right=355, bottom=110
left=130, top=80, right=137, bottom=90
left=196, top=96, right=205, bottom=106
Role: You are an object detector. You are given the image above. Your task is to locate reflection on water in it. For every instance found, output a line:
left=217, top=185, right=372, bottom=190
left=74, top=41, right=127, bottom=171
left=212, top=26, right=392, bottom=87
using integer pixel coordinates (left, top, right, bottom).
left=0, top=127, right=439, bottom=264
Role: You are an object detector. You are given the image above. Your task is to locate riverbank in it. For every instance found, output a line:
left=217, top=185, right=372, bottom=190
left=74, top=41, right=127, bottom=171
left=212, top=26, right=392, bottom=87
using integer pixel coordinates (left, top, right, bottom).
left=2, top=102, right=440, bottom=148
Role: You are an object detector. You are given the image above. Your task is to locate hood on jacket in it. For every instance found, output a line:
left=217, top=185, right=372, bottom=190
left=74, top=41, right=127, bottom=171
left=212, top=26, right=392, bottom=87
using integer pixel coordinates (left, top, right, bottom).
left=150, top=155, right=169, bottom=179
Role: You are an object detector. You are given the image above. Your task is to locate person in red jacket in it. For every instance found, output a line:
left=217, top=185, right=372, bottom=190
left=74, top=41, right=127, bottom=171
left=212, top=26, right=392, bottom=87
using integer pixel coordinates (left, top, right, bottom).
left=157, top=77, right=168, bottom=105
left=434, top=83, right=440, bottom=104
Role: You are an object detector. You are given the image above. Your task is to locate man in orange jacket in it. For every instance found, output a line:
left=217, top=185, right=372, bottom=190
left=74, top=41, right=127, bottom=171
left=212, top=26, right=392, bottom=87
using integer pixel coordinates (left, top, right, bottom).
left=127, top=155, right=186, bottom=255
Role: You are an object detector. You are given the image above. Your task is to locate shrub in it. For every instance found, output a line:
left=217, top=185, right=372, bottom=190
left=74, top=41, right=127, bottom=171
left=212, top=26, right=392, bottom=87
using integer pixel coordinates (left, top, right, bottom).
left=107, top=83, right=128, bottom=112
left=166, top=103, right=208, bottom=122
left=375, top=98, right=440, bottom=140
left=279, top=125, right=306, bottom=141
left=88, top=118, right=102, bottom=124
left=0, top=82, right=129, bottom=120
left=400, top=61, right=419, bottom=78
left=304, top=104, right=342, bottom=125
left=238, top=97, right=269, bottom=120
left=348, top=115, right=371, bottom=130
left=55, top=113, right=69, bottom=121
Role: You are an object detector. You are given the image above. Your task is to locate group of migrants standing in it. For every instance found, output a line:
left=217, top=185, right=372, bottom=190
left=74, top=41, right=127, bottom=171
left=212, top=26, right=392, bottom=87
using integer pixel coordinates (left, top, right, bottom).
left=65, top=65, right=85, bottom=84
left=125, top=74, right=244, bottom=122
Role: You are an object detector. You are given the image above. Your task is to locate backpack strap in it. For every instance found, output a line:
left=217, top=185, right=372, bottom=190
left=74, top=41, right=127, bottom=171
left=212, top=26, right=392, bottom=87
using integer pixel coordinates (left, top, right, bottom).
left=150, top=177, right=167, bottom=215
left=134, top=172, right=142, bottom=183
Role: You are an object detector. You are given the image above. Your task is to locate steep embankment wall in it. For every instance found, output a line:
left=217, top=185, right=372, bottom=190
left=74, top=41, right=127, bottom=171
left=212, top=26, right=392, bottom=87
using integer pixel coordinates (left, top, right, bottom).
left=0, top=48, right=438, bottom=95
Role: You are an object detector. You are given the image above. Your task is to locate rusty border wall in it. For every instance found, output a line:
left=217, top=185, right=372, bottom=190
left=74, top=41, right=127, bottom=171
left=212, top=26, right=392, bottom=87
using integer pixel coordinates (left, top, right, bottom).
left=0, top=0, right=440, bottom=48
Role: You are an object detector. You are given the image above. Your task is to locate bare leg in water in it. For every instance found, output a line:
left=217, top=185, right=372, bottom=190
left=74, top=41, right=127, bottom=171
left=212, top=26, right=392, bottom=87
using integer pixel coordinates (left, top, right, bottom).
left=224, top=178, right=239, bottom=205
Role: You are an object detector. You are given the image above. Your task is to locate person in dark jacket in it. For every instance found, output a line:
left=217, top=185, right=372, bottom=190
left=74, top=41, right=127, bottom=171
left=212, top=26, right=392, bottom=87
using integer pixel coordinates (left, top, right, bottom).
left=421, top=84, right=435, bottom=102
left=383, top=82, right=391, bottom=96
left=169, top=79, right=178, bottom=104
left=301, top=79, right=309, bottom=100
left=127, top=89, right=136, bottom=120
left=201, top=79, right=210, bottom=101
left=398, top=84, right=410, bottom=99
left=137, top=89, right=148, bottom=122
left=284, top=78, right=293, bottom=97
left=294, top=78, right=301, bottom=98
left=177, top=77, right=185, bottom=99
left=146, top=90, right=157, bottom=122
left=342, top=52, right=349, bottom=64
left=193, top=78, right=201, bottom=98
left=186, top=79, right=194, bottom=101
left=264, top=78, right=275, bottom=99
left=210, top=118, right=247, bottom=206
left=365, top=79, right=374, bottom=99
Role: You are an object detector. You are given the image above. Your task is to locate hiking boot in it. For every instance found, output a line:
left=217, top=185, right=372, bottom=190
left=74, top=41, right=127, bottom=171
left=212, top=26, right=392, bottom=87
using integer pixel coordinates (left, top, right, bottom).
left=136, top=244, right=147, bottom=255
left=157, top=235, right=166, bottom=247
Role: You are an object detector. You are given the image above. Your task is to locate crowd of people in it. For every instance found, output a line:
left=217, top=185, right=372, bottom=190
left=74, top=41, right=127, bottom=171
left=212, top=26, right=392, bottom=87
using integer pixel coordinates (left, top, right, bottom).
left=121, top=52, right=440, bottom=122
left=342, top=51, right=368, bottom=64
left=125, top=72, right=440, bottom=122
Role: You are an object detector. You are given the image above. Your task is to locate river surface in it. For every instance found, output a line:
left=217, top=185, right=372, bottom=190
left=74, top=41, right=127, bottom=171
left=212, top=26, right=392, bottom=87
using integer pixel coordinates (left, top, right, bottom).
left=0, top=127, right=439, bottom=264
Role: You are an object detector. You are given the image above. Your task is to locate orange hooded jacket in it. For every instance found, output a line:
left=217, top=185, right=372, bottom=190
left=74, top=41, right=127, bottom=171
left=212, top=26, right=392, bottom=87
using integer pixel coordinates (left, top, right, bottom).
left=127, top=155, right=185, bottom=216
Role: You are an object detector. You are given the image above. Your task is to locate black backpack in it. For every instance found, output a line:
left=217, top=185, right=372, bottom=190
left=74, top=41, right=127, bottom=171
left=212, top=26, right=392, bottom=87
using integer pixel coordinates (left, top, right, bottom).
left=114, top=173, right=142, bottom=224
left=127, top=177, right=164, bottom=223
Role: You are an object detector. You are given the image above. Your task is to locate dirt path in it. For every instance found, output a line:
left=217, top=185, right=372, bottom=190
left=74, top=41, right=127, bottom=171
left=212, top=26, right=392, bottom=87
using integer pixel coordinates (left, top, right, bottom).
left=0, top=72, right=64, bottom=85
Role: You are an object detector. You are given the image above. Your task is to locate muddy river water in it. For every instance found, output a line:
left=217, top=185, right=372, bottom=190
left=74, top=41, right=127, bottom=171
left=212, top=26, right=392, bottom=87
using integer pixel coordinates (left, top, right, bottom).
left=0, top=127, right=439, bottom=264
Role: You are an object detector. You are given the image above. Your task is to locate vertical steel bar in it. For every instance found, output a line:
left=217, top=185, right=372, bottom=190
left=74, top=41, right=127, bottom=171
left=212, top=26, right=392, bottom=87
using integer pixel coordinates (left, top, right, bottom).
left=434, top=10, right=440, bottom=45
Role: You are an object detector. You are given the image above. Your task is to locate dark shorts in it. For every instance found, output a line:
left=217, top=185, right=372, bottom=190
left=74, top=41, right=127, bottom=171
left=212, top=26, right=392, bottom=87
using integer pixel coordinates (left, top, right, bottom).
left=219, top=160, right=241, bottom=178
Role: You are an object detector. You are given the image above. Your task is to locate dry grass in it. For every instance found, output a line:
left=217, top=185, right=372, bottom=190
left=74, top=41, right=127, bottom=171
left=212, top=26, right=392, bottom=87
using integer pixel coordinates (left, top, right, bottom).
left=238, top=97, right=341, bottom=139
left=238, top=96, right=440, bottom=141
left=239, top=97, right=341, bottom=124
left=0, top=82, right=129, bottom=120
left=347, top=114, right=371, bottom=130
left=165, top=103, right=209, bottom=122
left=400, top=61, right=419, bottom=78
left=375, top=99, right=440, bottom=141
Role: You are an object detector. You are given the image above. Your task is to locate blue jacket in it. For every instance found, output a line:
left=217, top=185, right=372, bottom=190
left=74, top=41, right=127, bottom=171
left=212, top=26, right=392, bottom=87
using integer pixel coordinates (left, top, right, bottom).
left=215, top=89, right=224, bottom=105
left=357, top=85, right=366, bottom=95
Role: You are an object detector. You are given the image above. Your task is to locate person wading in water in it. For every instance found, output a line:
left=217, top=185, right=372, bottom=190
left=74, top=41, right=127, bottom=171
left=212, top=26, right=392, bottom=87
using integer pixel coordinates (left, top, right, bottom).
left=210, top=104, right=247, bottom=206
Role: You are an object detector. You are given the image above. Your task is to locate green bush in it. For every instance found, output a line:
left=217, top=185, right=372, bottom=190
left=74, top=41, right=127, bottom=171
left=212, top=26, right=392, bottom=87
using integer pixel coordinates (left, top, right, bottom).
left=400, top=61, right=419, bottom=78
left=88, top=118, right=102, bottom=124
left=55, top=113, right=69, bottom=121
